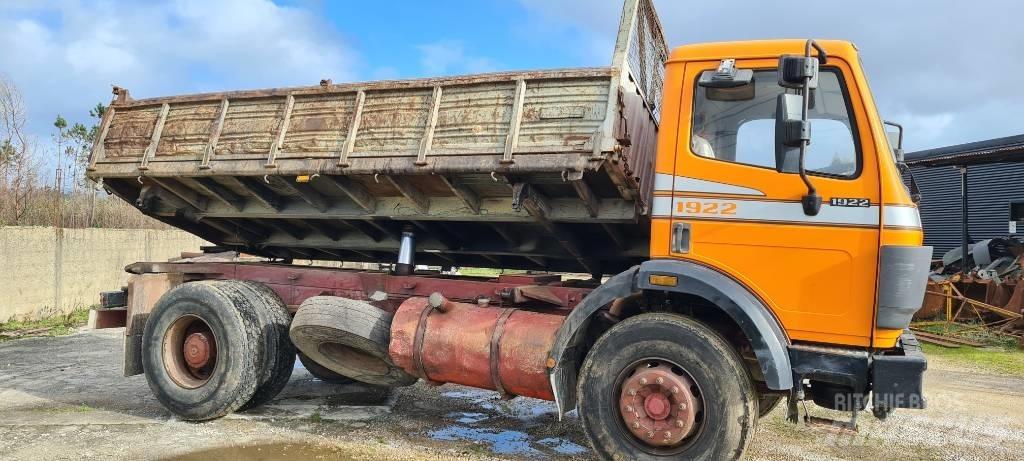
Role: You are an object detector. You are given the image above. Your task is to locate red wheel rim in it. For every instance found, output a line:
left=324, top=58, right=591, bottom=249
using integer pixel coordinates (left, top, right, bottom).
left=163, top=315, right=218, bottom=389
left=617, top=360, right=703, bottom=447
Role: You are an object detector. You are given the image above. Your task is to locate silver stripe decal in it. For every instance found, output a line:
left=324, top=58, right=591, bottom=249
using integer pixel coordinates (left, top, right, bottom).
left=651, top=196, right=880, bottom=226
left=883, top=206, right=922, bottom=229
left=653, top=173, right=765, bottom=196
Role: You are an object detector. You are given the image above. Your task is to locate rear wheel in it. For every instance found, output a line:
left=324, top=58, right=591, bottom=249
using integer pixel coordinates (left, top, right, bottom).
left=141, top=281, right=263, bottom=421
left=577, top=313, right=757, bottom=461
left=235, top=281, right=296, bottom=411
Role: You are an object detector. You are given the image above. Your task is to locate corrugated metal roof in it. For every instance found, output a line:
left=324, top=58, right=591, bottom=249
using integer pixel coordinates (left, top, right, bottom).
left=905, top=133, right=1024, bottom=167
left=908, top=163, right=1024, bottom=254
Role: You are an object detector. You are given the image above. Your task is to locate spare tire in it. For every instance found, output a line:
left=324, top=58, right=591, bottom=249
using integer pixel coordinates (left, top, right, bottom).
left=297, top=352, right=355, bottom=384
left=290, top=296, right=417, bottom=387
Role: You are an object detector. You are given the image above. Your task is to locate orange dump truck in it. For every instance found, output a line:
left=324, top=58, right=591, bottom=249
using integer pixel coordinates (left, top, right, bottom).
left=87, top=1, right=931, bottom=458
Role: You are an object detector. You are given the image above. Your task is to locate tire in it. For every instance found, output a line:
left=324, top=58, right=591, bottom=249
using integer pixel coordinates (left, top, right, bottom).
left=297, top=352, right=355, bottom=384
left=141, top=281, right=263, bottom=421
left=235, top=281, right=296, bottom=411
left=289, top=296, right=416, bottom=387
left=758, top=393, right=784, bottom=419
left=577, top=313, right=758, bottom=461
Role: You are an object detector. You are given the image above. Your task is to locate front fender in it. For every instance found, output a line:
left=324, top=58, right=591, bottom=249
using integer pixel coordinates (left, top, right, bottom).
left=547, top=260, right=793, bottom=416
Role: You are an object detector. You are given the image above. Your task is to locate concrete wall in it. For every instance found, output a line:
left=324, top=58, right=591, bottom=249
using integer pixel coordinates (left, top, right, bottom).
left=0, top=226, right=207, bottom=321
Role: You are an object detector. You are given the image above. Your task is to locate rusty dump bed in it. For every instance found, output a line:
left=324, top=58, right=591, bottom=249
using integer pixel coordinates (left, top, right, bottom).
left=85, top=0, right=666, bottom=275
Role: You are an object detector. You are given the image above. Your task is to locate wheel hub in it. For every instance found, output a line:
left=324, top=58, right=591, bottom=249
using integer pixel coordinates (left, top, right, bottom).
left=183, top=332, right=214, bottom=369
left=618, top=362, right=701, bottom=447
left=163, top=315, right=218, bottom=388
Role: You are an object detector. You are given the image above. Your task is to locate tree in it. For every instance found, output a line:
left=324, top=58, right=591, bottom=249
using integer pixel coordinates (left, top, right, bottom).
left=0, top=74, right=41, bottom=224
left=70, top=103, right=106, bottom=177
left=54, top=103, right=106, bottom=190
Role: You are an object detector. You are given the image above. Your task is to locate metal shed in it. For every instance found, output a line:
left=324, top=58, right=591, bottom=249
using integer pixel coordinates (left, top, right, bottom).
left=904, top=133, right=1024, bottom=255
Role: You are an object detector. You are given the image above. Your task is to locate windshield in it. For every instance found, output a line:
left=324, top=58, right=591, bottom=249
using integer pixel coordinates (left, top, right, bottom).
left=691, top=69, right=859, bottom=178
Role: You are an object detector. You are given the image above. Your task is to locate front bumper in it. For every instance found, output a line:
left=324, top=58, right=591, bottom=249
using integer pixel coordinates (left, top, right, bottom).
left=789, top=330, right=928, bottom=415
left=871, top=331, right=928, bottom=411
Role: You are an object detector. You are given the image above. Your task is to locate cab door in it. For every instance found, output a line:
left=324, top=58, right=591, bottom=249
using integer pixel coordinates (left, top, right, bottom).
left=663, top=58, right=881, bottom=347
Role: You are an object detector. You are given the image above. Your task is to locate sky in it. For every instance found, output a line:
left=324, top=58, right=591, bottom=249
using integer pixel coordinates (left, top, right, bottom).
left=1, top=0, right=1021, bottom=161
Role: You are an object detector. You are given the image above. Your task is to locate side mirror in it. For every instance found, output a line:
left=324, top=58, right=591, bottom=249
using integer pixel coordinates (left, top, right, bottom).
left=774, top=39, right=827, bottom=216
left=883, top=120, right=905, bottom=163
left=775, top=93, right=809, bottom=174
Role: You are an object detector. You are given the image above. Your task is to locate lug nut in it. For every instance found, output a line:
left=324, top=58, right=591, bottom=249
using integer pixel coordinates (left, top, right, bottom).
left=647, top=431, right=655, bottom=439
left=633, top=422, right=640, bottom=429
left=671, top=386, right=679, bottom=394
left=629, top=388, right=637, bottom=396
left=656, top=377, right=664, bottom=385
left=664, top=431, right=672, bottom=438
left=640, top=378, right=648, bottom=385
left=676, top=419, right=685, bottom=428
left=678, top=403, right=687, bottom=411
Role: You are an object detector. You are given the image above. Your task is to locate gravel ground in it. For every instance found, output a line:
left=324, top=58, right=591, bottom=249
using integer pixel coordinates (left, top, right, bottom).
left=1, top=328, right=1022, bottom=460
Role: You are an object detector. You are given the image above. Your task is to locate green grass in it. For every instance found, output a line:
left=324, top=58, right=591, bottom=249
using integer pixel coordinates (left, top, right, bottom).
left=0, top=307, right=91, bottom=341
left=922, top=343, right=1024, bottom=376
left=915, top=322, right=1020, bottom=349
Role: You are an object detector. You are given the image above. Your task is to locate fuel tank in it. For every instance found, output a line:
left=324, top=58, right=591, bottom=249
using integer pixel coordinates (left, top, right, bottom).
left=388, top=294, right=564, bottom=401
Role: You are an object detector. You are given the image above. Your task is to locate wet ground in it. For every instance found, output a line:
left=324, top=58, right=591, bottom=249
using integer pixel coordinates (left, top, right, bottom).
left=1, top=328, right=1023, bottom=460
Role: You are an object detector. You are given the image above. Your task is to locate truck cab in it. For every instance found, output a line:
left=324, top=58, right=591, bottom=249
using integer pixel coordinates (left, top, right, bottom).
left=547, top=38, right=931, bottom=459
left=653, top=40, right=926, bottom=350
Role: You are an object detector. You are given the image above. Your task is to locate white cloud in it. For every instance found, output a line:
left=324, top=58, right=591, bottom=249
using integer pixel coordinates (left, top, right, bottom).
left=417, top=40, right=499, bottom=76
left=517, top=0, right=1024, bottom=151
left=0, top=0, right=359, bottom=144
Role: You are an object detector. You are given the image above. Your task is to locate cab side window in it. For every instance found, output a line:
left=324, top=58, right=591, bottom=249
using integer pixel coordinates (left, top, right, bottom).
left=691, top=69, right=859, bottom=178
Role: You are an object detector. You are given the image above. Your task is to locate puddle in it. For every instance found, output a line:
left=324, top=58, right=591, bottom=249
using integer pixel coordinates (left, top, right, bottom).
left=440, top=388, right=560, bottom=425
left=161, top=442, right=357, bottom=461
left=431, top=387, right=589, bottom=458
left=429, top=426, right=539, bottom=455
left=537, top=437, right=588, bottom=455
left=441, top=389, right=494, bottom=400
left=448, top=411, right=489, bottom=424
left=428, top=425, right=587, bottom=457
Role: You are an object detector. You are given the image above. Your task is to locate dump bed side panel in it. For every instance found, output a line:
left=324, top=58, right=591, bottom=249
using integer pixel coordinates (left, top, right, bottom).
left=91, top=70, right=618, bottom=169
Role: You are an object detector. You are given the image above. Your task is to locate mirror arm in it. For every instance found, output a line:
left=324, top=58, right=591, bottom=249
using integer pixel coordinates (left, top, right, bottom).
left=805, top=40, right=828, bottom=65
left=797, top=39, right=825, bottom=216
left=883, top=120, right=904, bottom=151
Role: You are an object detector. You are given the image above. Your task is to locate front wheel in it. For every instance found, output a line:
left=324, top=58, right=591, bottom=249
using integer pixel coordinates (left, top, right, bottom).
left=577, top=313, right=758, bottom=461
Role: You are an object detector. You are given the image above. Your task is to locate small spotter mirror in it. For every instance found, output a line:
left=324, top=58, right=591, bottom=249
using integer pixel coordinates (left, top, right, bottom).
left=699, top=59, right=755, bottom=101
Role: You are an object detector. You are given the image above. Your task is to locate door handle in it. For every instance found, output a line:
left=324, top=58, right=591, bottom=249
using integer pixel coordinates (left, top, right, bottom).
left=672, top=222, right=691, bottom=253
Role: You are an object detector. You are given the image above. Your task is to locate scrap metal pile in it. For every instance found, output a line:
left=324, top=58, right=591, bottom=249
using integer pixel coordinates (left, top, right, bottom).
left=914, top=237, right=1024, bottom=348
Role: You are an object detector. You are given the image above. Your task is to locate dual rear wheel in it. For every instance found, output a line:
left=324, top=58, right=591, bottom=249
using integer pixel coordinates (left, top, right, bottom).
left=142, top=280, right=292, bottom=420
